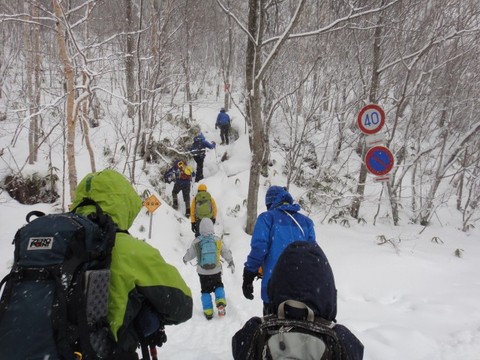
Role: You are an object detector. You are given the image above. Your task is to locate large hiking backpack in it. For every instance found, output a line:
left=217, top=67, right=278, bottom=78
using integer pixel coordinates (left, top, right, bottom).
left=248, top=300, right=347, bottom=360
left=194, top=191, right=213, bottom=219
left=0, top=198, right=117, bottom=360
left=196, top=234, right=219, bottom=270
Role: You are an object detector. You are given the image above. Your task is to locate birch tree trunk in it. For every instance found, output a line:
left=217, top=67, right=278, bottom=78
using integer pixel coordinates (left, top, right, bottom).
left=125, top=0, right=136, bottom=120
left=53, top=0, right=77, bottom=200
left=26, top=0, right=41, bottom=164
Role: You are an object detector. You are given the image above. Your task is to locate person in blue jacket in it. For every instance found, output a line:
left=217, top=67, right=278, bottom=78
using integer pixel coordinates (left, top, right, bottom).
left=215, top=107, right=231, bottom=145
left=232, top=241, right=364, bottom=360
left=190, top=133, right=216, bottom=182
left=242, top=185, right=316, bottom=313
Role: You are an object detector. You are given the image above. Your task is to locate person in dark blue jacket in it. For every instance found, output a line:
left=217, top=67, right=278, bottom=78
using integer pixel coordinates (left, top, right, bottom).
left=215, top=107, right=231, bottom=145
left=164, top=160, right=195, bottom=217
left=190, top=133, right=216, bottom=182
left=242, top=185, right=316, bottom=312
left=232, top=241, right=364, bottom=360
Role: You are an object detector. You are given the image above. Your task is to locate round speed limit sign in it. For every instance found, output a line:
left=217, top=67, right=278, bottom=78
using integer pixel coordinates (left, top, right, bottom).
left=357, top=104, right=385, bottom=135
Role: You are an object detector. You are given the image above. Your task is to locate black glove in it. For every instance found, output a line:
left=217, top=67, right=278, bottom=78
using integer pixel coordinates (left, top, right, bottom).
left=191, top=222, right=196, bottom=233
left=242, top=268, right=257, bottom=300
left=144, top=326, right=167, bottom=348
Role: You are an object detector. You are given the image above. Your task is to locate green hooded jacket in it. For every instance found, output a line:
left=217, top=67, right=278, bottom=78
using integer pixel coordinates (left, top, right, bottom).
left=72, top=169, right=192, bottom=351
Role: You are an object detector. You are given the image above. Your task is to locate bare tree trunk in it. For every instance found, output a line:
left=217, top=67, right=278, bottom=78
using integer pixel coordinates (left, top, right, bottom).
left=350, top=5, right=384, bottom=219
left=125, top=0, right=136, bottom=120
left=53, top=0, right=77, bottom=201
left=224, top=11, right=234, bottom=111
left=182, top=0, right=193, bottom=121
left=80, top=71, right=96, bottom=172
left=244, top=0, right=306, bottom=233
left=80, top=2, right=96, bottom=173
left=26, top=0, right=40, bottom=164
left=456, top=150, right=467, bottom=211
left=244, top=0, right=263, bottom=234
left=131, top=0, right=144, bottom=182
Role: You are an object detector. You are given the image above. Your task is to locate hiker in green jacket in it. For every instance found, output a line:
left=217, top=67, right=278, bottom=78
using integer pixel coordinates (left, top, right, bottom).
left=72, top=169, right=193, bottom=359
left=190, top=183, right=217, bottom=236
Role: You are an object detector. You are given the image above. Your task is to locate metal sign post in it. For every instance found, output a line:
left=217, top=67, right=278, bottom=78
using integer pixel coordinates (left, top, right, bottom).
left=143, top=194, right=161, bottom=239
left=356, top=104, right=396, bottom=223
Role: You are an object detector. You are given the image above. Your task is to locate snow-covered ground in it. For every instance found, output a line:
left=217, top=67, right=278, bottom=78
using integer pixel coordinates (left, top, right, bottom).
left=1, top=103, right=480, bottom=359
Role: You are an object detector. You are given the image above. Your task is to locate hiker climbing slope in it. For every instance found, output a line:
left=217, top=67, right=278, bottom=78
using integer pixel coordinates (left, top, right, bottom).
left=190, top=184, right=217, bottom=236
left=164, top=160, right=195, bottom=217
left=215, top=107, right=231, bottom=145
left=190, top=133, right=216, bottom=182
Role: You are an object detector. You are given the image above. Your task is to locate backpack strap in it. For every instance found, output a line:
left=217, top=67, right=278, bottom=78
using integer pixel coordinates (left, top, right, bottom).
left=277, top=300, right=315, bottom=322
left=26, top=210, right=45, bottom=223
left=71, top=197, right=111, bottom=228
left=282, top=211, right=305, bottom=238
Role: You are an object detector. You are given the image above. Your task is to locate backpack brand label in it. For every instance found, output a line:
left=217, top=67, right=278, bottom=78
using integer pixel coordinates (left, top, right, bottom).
left=28, top=237, right=54, bottom=250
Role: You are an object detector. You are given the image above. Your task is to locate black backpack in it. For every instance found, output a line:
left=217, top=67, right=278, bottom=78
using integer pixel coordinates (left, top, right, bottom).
left=248, top=300, right=348, bottom=360
left=0, top=198, right=117, bottom=360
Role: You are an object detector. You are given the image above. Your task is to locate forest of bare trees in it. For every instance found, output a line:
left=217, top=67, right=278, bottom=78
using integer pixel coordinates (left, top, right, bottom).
left=0, top=0, right=479, bottom=233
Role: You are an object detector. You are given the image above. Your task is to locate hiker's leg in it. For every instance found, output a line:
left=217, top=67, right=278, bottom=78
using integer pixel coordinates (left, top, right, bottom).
left=220, top=126, right=227, bottom=144
left=214, top=286, right=226, bottom=307
left=199, top=274, right=215, bottom=319
left=211, top=273, right=226, bottom=306
left=225, top=125, right=230, bottom=144
left=181, top=183, right=191, bottom=216
left=195, top=157, right=204, bottom=181
left=172, top=183, right=180, bottom=209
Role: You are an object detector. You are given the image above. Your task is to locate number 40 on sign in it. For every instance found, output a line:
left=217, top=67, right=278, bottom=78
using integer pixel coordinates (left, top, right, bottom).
left=357, top=104, right=385, bottom=135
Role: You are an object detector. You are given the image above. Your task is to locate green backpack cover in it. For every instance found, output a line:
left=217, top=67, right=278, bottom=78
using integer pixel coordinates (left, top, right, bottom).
left=195, top=191, right=213, bottom=219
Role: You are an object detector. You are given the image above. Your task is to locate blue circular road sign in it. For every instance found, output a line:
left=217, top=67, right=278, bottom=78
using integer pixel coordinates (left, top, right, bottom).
left=365, top=146, right=394, bottom=176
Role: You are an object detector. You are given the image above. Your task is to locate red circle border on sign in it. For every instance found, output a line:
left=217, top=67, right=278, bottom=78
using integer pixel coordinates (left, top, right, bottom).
left=357, top=104, right=385, bottom=135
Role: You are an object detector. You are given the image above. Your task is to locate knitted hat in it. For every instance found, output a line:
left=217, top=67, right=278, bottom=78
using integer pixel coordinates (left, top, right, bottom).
left=198, top=184, right=207, bottom=191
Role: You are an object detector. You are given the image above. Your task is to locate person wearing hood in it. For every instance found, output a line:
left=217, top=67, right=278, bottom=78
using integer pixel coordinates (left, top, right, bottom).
left=72, top=169, right=193, bottom=359
left=242, top=185, right=316, bottom=312
left=215, top=107, right=231, bottom=145
left=190, top=133, right=216, bottom=182
left=232, top=241, right=364, bottom=360
left=183, top=218, right=235, bottom=320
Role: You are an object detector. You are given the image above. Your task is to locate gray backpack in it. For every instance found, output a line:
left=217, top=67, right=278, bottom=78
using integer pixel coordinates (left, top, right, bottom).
left=249, top=300, right=347, bottom=360
left=0, top=199, right=117, bottom=360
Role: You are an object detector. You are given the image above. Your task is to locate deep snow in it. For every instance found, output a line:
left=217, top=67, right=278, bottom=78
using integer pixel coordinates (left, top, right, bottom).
left=1, top=102, right=480, bottom=360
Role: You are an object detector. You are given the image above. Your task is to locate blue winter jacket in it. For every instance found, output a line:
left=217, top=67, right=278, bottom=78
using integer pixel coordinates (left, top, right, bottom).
left=244, top=190, right=316, bottom=303
left=190, top=134, right=215, bottom=159
left=216, top=110, right=231, bottom=126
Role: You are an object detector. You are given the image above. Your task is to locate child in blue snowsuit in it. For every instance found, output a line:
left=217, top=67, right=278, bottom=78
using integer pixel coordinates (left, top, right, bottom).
left=190, top=133, right=216, bottom=182
left=183, top=218, right=235, bottom=320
